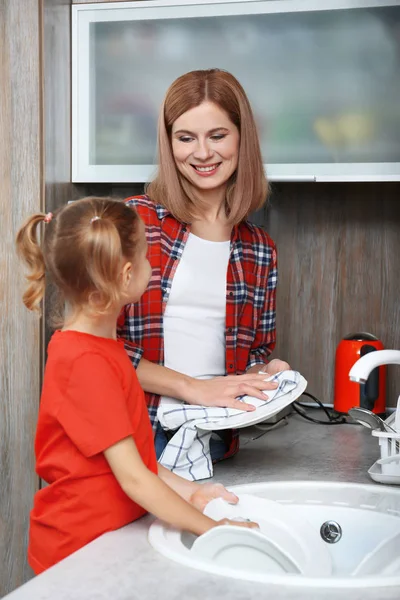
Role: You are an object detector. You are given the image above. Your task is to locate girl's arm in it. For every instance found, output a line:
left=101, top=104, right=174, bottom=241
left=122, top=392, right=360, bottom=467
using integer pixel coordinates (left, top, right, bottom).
left=157, top=464, right=240, bottom=513
left=104, top=437, right=254, bottom=535
left=104, top=437, right=215, bottom=535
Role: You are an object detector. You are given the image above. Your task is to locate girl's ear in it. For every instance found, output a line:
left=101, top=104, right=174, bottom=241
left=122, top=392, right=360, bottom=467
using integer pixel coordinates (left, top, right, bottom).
left=121, top=261, right=132, bottom=290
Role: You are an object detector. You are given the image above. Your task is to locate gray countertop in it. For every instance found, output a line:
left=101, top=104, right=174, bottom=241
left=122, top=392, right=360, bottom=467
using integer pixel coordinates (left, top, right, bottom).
left=6, top=412, right=400, bottom=600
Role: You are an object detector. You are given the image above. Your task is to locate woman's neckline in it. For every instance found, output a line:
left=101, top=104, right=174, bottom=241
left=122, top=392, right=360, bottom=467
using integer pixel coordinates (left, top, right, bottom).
left=189, top=232, right=230, bottom=244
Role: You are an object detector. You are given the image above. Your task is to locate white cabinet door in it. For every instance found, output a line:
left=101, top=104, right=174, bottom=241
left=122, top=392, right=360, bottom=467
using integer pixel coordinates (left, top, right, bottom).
left=72, top=0, right=400, bottom=182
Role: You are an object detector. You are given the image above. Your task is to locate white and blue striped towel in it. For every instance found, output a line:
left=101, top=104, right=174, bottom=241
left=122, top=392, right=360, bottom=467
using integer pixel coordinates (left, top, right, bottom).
left=157, top=370, right=301, bottom=481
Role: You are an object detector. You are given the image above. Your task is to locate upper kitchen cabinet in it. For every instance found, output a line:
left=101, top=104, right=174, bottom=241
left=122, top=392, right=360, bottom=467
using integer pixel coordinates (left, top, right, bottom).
left=72, top=0, right=400, bottom=183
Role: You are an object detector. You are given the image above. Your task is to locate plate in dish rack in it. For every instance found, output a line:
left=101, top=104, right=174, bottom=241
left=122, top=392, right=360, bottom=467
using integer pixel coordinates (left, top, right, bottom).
left=198, top=375, right=307, bottom=431
left=368, top=460, right=400, bottom=485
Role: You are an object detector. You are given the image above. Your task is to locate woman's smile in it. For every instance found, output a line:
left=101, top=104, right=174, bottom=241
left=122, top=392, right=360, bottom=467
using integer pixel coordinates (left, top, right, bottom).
left=172, top=101, right=239, bottom=194
left=191, top=162, right=222, bottom=176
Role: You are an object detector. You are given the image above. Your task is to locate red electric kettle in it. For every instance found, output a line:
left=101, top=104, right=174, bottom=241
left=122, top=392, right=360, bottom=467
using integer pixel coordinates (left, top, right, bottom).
left=334, top=332, right=386, bottom=417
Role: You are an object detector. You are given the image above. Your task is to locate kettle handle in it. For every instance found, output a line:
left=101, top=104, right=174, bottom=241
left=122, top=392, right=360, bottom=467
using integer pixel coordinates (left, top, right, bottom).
left=344, top=332, right=379, bottom=342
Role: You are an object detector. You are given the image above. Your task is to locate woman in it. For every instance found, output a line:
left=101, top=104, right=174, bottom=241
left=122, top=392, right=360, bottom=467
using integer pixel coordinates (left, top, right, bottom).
left=118, top=69, right=289, bottom=461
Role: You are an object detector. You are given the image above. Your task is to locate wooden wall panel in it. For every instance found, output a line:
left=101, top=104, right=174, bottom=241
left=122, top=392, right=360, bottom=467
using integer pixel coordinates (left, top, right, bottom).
left=266, top=182, right=400, bottom=409
left=0, top=0, right=42, bottom=594
left=43, top=0, right=79, bottom=348
left=44, top=0, right=79, bottom=213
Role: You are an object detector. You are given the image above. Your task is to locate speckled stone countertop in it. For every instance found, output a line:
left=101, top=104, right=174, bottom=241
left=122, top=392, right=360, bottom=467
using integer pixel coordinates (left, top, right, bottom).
left=6, top=413, right=400, bottom=600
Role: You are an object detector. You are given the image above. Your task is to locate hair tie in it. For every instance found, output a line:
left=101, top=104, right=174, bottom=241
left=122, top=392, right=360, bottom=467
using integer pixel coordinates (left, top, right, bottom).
left=90, top=216, right=101, bottom=224
left=44, top=212, right=53, bottom=224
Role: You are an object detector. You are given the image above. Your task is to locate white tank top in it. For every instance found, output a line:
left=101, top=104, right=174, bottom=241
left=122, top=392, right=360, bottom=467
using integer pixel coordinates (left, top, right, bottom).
left=160, top=233, right=230, bottom=406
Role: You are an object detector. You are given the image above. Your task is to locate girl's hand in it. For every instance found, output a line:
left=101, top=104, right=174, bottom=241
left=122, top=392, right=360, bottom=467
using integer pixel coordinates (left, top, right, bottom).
left=217, top=518, right=259, bottom=530
left=189, top=482, right=239, bottom=513
left=184, top=373, right=279, bottom=411
left=190, top=483, right=259, bottom=530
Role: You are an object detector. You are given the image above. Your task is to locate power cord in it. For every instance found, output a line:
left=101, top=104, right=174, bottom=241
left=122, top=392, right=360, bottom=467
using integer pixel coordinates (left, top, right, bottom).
left=292, top=391, right=349, bottom=425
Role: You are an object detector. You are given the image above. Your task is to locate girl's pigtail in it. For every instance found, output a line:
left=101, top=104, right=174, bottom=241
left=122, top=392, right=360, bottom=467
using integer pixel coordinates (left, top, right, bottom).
left=16, top=214, right=48, bottom=312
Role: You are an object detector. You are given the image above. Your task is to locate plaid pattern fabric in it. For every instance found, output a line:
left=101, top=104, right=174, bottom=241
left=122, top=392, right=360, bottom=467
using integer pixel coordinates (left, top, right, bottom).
left=157, top=371, right=301, bottom=481
left=117, top=195, right=277, bottom=457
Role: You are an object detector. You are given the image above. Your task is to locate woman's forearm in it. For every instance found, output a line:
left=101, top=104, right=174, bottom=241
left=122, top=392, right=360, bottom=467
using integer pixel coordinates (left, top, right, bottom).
left=136, top=358, right=279, bottom=409
left=136, top=357, right=193, bottom=400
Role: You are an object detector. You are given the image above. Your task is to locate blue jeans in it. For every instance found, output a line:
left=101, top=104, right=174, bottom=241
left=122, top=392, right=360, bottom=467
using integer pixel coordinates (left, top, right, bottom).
left=155, top=423, right=228, bottom=462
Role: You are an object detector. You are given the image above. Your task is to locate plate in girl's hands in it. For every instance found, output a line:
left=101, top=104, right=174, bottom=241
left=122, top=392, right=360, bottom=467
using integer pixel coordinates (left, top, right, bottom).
left=191, top=525, right=302, bottom=575
left=198, top=375, right=307, bottom=431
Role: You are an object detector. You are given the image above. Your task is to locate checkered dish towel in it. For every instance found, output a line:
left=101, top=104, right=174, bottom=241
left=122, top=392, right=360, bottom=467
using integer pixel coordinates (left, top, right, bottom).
left=157, top=370, right=301, bottom=481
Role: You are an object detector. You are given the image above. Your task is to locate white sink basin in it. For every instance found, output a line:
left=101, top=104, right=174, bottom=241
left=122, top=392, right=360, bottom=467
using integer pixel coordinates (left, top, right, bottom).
left=149, top=481, right=400, bottom=589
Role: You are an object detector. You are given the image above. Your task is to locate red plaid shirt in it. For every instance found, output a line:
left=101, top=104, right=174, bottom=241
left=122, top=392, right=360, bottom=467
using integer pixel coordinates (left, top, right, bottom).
left=117, top=195, right=277, bottom=457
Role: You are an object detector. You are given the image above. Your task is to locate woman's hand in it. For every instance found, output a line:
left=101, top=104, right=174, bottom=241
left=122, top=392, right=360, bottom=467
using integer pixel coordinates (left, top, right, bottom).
left=261, top=358, right=291, bottom=375
left=183, top=373, right=278, bottom=411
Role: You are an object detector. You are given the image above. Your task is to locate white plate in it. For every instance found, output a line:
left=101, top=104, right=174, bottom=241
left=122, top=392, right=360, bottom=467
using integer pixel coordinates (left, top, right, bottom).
left=191, top=525, right=301, bottom=575
left=198, top=375, right=307, bottom=431
left=201, top=494, right=332, bottom=577
left=368, top=460, right=400, bottom=485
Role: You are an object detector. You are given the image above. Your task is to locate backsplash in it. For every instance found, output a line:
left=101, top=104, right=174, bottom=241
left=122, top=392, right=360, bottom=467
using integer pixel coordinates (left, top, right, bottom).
left=267, top=182, right=400, bottom=409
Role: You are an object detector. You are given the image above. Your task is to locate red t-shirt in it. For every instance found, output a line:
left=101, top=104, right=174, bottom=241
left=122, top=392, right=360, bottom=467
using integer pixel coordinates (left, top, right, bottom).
left=28, top=330, right=158, bottom=574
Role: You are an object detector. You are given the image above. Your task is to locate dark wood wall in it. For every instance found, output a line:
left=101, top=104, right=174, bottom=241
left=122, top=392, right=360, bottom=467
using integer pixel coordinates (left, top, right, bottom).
left=267, top=182, right=400, bottom=409
left=44, top=0, right=79, bottom=213
left=43, top=0, right=79, bottom=349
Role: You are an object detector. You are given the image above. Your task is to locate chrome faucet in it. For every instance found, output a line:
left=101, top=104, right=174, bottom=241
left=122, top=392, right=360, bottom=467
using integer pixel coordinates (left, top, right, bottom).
left=349, top=349, right=400, bottom=384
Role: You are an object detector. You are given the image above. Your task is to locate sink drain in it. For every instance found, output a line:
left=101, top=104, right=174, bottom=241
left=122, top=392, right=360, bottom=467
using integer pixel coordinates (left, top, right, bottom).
left=320, top=520, right=342, bottom=544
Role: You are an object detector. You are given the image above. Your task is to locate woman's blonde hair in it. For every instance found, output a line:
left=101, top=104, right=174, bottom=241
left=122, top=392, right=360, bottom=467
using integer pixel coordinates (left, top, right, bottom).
left=16, top=197, right=141, bottom=320
left=147, top=69, right=268, bottom=225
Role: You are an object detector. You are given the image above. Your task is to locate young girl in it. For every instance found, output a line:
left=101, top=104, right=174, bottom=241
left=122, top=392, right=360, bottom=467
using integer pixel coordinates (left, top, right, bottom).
left=16, top=196, right=255, bottom=574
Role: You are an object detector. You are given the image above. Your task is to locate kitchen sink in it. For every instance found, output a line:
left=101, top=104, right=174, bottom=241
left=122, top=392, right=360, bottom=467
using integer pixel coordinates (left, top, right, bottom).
left=149, top=481, right=400, bottom=589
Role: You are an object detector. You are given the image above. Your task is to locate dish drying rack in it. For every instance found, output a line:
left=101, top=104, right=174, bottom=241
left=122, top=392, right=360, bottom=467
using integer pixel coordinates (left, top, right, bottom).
left=369, top=413, right=400, bottom=485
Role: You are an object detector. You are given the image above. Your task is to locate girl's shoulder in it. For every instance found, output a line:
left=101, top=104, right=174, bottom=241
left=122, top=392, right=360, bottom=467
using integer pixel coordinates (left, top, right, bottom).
left=48, top=330, right=125, bottom=364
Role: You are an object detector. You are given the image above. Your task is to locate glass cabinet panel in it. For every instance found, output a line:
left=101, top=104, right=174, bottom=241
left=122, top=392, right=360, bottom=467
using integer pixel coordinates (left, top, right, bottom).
left=72, top=0, right=400, bottom=182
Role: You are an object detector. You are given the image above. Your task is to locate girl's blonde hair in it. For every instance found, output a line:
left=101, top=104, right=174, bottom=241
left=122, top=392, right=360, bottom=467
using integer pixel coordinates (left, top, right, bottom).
left=16, top=197, right=141, bottom=319
left=146, top=69, right=268, bottom=225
